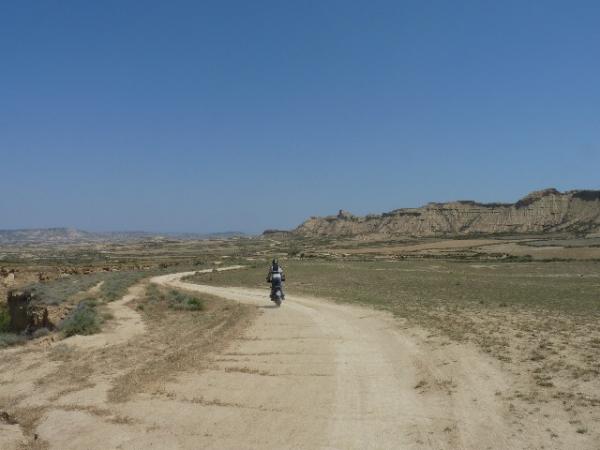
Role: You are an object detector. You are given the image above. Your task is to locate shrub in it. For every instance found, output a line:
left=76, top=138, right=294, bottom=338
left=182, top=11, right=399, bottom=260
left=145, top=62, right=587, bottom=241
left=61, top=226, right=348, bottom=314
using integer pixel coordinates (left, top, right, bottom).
left=0, top=333, right=25, bottom=348
left=144, top=285, right=205, bottom=311
left=0, top=305, right=10, bottom=333
left=32, top=327, right=50, bottom=339
left=59, top=302, right=101, bottom=337
left=185, top=298, right=203, bottom=310
left=168, top=290, right=205, bottom=311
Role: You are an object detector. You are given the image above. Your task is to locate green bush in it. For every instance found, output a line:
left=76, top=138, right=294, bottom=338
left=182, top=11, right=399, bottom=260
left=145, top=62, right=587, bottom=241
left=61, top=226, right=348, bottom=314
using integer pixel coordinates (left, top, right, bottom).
left=144, top=285, right=205, bottom=311
left=168, top=290, right=205, bottom=311
left=0, top=333, right=25, bottom=348
left=0, top=305, right=10, bottom=333
left=59, top=301, right=101, bottom=337
left=33, top=327, right=50, bottom=339
left=185, top=298, right=203, bottom=310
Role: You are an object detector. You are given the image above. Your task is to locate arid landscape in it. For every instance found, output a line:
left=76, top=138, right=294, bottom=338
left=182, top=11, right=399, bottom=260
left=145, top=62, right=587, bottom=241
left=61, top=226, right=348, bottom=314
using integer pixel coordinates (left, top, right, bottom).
left=1, top=188, right=600, bottom=449
left=4, top=0, right=599, bottom=447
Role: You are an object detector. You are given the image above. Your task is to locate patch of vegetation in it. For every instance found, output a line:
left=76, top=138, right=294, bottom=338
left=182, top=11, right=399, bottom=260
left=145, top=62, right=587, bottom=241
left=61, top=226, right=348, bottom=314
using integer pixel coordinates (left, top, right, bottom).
left=99, top=271, right=151, bottom=301
left=24, top=269, right=158, bottom=306
left=168, top=290, right=205, bottom=311
left=59, top=300, right=101, bottom=337
left=144, top=284, right=205, bottom=311
left=109, top=286, right=256, bottom=403
left=143, top=283, right=161, bottom=305
left=27, top=273, right=107, bottom=305
left=32, top=327, right=50, bottom=339
left=0, top=333, right=25, bottom=348
left=0, top=304, right=10, bottom=333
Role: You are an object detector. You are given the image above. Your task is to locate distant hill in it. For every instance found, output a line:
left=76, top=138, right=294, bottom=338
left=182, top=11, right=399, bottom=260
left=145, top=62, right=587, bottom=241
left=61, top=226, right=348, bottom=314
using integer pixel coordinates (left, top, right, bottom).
left=0, top=228, right=248, bottom=245
left=0, top=228, right=94, bottom=244
left=266, top=189, right=600, bottom=238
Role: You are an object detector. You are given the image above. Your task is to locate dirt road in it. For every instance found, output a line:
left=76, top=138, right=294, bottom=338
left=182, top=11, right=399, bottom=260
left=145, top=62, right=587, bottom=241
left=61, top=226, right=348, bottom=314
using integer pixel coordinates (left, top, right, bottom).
left=151, top=272, right=562, bottom=449
left=1, top=269, right=586, bottom=449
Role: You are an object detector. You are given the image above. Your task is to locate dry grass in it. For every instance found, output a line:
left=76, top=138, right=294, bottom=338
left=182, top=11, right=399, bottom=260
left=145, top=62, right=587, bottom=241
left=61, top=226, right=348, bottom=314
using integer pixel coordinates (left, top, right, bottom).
left=107, top=284, right=256, bottom=402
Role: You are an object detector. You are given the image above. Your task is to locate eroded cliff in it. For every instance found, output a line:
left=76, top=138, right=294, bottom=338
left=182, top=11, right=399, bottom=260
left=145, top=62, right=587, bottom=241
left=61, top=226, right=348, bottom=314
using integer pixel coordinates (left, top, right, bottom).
left=289, top=189, right=600, bottom=238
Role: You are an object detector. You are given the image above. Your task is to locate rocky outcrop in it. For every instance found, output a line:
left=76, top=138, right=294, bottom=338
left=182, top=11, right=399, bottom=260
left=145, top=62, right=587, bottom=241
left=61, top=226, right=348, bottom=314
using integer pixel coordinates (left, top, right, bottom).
left=288, top=189, right=600, bottom=238
left=1, top=268, right=16, bottom=287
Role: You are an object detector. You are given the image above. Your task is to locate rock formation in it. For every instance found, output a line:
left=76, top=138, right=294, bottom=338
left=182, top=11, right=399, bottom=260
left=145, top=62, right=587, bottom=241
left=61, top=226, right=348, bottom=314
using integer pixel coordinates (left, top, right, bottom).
left=283, top=189, right=600, bottom=238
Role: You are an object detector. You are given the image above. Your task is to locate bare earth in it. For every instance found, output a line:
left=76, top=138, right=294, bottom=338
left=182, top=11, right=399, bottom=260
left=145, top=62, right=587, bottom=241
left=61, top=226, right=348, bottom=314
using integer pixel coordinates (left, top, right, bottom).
left=1, top=269, right=592, bottom=449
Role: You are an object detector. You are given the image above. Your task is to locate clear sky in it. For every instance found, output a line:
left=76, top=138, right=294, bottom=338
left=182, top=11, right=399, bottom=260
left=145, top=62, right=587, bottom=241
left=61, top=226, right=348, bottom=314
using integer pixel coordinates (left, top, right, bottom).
left=1, top=1, right=599, bottom=233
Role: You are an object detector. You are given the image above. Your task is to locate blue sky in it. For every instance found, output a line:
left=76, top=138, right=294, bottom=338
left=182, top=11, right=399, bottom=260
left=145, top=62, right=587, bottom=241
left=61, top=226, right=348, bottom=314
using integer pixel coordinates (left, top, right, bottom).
left=1, top=1, right=599, bottom=233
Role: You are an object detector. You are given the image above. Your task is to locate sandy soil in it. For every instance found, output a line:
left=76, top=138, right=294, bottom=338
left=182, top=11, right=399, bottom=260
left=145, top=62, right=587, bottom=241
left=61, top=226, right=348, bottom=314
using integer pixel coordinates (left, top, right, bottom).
left=1, top=268, right=594, bottom=449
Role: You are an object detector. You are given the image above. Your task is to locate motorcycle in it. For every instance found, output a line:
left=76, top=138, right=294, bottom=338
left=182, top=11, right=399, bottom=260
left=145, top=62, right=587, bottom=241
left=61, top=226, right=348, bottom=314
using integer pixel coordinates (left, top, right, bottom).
left=271, top=282, right=285, bottom=306
left=270, top=286, right=284, bottom=307
left=267, top=269, right=285, bottom=307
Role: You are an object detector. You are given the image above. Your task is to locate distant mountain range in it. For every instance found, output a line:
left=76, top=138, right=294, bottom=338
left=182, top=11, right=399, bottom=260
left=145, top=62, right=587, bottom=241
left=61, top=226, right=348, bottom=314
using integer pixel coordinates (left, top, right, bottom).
left=265, top=188, right=600, bottom=238
left=0, top=228, right=247, bottom=245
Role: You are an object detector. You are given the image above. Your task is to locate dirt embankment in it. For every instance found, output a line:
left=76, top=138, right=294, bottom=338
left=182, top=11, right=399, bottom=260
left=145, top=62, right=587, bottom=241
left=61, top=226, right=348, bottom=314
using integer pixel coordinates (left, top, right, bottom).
left=0, top=267, right=254, bottom=450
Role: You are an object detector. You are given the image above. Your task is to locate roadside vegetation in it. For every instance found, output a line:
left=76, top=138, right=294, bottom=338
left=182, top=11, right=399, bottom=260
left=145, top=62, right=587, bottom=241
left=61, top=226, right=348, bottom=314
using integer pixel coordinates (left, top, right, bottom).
left=144, top=284, right=205, bottom=311
left=0, top=257, right=232, bottom=346
left=0, top=303, right=9, bottom=332
left=2, top=270, right=167, bottom=343
left=25, top=270, right=161, bottom=305
left=107, top=282, right=255, bottom=402
left=99, top=271, right=155, bottom=301
left=0, top=277, right=257, bottom=447
left=0, top=333, right=25, bottom=348
left=59, top=299, right=102, bottom=337
left=27, top=272, right=107, bottom=305
left=0, top=302, right=24, bottom=348
left=0, top=302, right=25, bottom=348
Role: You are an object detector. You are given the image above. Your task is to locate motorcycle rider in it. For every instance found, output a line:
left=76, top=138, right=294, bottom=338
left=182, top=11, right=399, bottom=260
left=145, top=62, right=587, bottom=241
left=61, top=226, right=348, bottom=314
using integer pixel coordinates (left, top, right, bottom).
left=266, top=259, right=285, bottom=300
